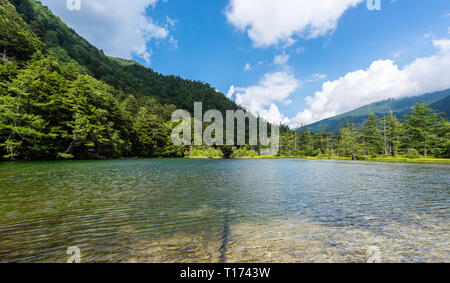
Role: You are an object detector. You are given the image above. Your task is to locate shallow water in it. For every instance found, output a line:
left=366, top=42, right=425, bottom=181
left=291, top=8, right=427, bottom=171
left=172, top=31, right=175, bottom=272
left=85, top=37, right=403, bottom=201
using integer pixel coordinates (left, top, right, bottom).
left=0, top=159, right=448, bottom=263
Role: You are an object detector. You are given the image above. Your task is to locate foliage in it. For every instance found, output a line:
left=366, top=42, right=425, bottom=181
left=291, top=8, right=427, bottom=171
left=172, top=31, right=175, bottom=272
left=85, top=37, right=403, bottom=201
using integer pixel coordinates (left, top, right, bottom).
left=278, top=104, right=450, bottom=159
left=9, top=0, right=241, bottom=115
left=307, top=89, right=450, bottom=133
left=0, top=0, right=449, bottom=161
left=406, top=149, right=422, bottom=159
left=230, top=146, right=259, bottom=158
left=188, top=146, right=224, bottom=158
left=0, top=0, right=43, bottom=61
left=0, top=0, right=221, bottom=160
left=402, top=103, right=440, bottom=157
left=0, top=52, right=186, bottom=160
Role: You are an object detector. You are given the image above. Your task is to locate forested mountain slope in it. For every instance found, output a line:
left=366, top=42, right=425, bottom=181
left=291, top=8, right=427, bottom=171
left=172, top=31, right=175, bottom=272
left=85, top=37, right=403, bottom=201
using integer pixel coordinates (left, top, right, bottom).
left=9, top=0, right=240, bottom=114
left=1, top=0, right=242, bottom=160
left=431, top=95, right=450, bottom=120
left=307, top=89, right=450, bottom=132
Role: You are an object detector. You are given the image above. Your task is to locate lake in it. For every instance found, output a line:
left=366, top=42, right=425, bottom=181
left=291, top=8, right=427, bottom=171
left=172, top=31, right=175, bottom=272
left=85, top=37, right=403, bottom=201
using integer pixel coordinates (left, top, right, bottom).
left=0, top=159, right=448, bottom=263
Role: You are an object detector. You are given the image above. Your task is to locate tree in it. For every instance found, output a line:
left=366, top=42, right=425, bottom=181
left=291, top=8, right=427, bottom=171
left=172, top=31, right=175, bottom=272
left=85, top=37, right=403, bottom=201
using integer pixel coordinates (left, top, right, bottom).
left=361, top=113, right=383, bottom=158
left=63, top=74, right=128, bottom=159
left=317, top=124, right=333, bottom=157
left=0, top=55, right=65, bottom=160
left=336, top=119, right=360, bottom=160
left=434, top=118, right=450, bottom=158
left=134, top=107, right=165, bottom=157
left=384, top=112, right=402, bottom=156
left=297, top=126, right=315, bottom=156
left=403, top=103, right=440, bottom=157
left=0, top=0, right=42, bottom=61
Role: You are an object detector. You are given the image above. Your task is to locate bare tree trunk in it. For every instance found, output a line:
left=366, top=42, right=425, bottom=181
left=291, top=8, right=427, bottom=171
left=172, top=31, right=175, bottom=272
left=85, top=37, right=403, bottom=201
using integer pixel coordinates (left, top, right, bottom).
left=1, top=48, right=8, bottom=62
left=383, top=116, right=388, bottom=157
left=65, top=140, right=75, bottom=154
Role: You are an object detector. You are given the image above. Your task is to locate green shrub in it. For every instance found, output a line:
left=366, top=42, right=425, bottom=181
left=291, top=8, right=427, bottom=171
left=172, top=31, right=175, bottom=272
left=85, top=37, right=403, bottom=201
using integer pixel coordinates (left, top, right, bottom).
left=231, top=146, right=259, bottom=158
left=406, top=149, right=422, bottom=159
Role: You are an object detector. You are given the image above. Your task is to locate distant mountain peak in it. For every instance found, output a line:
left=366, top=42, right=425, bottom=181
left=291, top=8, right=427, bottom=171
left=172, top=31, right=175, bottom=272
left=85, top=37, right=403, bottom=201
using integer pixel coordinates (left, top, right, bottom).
left=306, top=89, right=450, bottom=132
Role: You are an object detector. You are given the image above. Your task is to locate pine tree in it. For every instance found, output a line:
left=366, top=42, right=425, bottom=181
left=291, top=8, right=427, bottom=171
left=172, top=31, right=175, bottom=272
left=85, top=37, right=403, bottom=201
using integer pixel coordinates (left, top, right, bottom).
left=403, top=103, right=440, bottom=157
left=384, top=112, right=402, bottom=156
left=434, top=118, right=450, bottom=158
left=361, top=113, right=383, bottom=158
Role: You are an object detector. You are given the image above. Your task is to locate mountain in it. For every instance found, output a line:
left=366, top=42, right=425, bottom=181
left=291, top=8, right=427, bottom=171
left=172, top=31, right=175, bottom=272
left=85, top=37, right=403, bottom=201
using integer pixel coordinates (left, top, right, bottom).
left=430, top=95, right=450, bottom=119
left=307, top=89, right=450, bottom=132
left=0, top=0, right=247, bottom=160
left=8, top=0, right=240, bottom=114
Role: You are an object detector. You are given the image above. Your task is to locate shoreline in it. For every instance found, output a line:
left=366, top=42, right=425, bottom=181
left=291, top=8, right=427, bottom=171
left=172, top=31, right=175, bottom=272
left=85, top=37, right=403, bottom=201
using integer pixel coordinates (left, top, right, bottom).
left=188, top=156, right=450, bottom=164
left=1, top=156, right=449, bottom=164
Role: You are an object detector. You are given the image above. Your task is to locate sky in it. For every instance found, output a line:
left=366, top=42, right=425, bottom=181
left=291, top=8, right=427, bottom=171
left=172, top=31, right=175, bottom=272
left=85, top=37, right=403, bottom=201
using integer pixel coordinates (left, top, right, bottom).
left=42, top=0, right=450, bottom=127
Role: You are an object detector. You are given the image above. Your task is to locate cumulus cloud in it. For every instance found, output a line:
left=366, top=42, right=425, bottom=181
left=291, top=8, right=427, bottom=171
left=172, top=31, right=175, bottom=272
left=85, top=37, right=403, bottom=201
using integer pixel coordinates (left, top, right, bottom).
left=244, top=63, right=252, bottom=71
left=227, top=72, right=300, bottom=124
left=225, top=0, right=363, bottom=47
left=433, top=39, right=450, bottom=53
left=291, top=44, right=450, bottom=126
left=41, top=0, right=175, bottom=63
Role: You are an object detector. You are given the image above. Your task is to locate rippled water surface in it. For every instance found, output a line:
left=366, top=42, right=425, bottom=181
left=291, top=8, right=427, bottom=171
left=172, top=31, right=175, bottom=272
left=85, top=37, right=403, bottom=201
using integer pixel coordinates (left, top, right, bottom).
left=0, top=159, right=449, bottom=263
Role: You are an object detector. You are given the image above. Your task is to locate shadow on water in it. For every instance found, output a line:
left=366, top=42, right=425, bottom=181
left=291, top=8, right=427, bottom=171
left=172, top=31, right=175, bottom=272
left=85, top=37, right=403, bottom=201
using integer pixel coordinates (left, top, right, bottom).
left=219, top=213, right=231, bottom=263
left=0, top=159, right=448, bottom=262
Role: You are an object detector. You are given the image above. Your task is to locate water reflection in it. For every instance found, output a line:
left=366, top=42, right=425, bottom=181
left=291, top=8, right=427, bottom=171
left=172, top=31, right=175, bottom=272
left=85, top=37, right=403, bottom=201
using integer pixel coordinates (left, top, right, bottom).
left=0, top=159, right=448, bottom=262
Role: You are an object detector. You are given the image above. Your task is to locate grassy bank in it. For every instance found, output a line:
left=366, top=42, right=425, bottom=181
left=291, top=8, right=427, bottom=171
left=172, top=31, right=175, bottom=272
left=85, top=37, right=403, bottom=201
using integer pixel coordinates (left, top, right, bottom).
left=187, top=155, right=450, bottom=163
left=365, top=157, right=450, bottom=163
left=238, top=156, right=450, bottom=163
left=184, top=156, right=223, bottom=159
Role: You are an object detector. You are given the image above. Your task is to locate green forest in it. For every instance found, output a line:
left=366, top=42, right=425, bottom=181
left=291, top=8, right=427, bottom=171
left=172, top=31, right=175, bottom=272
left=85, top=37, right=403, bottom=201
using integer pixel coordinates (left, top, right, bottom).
left=277, top=106, right=450, bottom=160
left=0, top=0, right=239, bottom=160
left=0, top=0, right=449, bottom=161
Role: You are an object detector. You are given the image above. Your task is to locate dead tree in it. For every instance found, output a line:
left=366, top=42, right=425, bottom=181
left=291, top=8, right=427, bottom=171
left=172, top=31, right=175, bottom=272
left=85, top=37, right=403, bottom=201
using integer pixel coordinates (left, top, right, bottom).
left=1, top=48, right=9, bottom=63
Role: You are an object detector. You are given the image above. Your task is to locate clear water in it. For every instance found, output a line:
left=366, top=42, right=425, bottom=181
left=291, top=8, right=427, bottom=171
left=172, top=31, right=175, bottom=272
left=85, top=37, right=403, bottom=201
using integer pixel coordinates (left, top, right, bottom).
left=0, top=159, right=448, bottom=263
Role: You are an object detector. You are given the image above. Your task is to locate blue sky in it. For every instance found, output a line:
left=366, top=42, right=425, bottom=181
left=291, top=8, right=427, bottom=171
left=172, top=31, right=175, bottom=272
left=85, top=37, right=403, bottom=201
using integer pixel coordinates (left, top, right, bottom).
left=43, top=0, right=450, bottom=127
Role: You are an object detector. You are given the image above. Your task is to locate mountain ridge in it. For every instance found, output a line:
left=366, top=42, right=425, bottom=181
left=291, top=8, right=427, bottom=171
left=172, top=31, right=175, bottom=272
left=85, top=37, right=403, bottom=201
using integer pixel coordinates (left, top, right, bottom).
left=9, top=0, right=241, bottom=114
left=306, top=89, right=450, bottom=132
left=1, top=0, right=249, bottom=160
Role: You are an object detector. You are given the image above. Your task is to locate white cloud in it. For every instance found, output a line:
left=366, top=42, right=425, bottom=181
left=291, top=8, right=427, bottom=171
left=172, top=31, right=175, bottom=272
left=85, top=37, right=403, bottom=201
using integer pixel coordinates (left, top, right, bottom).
left=283, top=99, right=293, bottom=106
left=227, top=85, right=237, bottom=99
left=433, top=39, right=450, bottom=53
left=166, top=15, right=177, bottom=27
left=304, top=73, right=328, bottom=83
left=296, top=47, right=306, bottom=54
left=244, top=63, right=252, bottom=71
left=259, top=104, right=291, bottom=125
left=273, top=52, right=290, bottom=66
left=291, top=44, right=450, bottom=125
left=41, top=0, right=175, bottom=63
left=227, top=71, right=300, bottom=124
left=229, top=39, right=450, bottom=128
left=282, top=38, right=297, bottom=49
left=225, top=0, right=363, bottom=47
left=392, top=51, right=402, bottom=59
